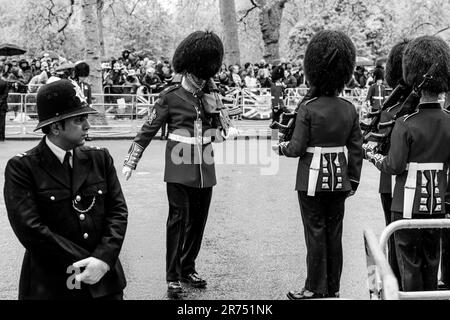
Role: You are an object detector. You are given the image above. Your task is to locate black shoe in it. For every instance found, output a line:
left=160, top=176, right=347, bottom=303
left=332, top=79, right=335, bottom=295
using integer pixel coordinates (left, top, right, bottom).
left=181, top=273, right=207, bottom=288
left=326, top=292, right=340, bottom=299
left=287, top=288, right=325, bottom=300
left=167, top=281, right=183, bottom=293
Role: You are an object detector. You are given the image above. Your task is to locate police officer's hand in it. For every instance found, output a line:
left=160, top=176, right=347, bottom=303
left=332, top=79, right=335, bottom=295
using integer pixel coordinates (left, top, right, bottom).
left=73, top=257, right=110, bottom=285
left=122, top=166, right=133, bottom=181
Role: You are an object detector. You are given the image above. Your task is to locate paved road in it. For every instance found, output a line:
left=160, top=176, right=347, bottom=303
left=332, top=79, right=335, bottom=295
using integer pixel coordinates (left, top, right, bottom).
left=0, top=139, right=386, bottom=300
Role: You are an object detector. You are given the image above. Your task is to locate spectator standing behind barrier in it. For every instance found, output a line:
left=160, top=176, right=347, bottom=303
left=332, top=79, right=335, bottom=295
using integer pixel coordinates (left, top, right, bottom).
left=270, top=65, right=288, bottom=126
left=276, top=30, right=363, bottom=300
left=365, top=68, right=386, bottom=111
left=141, top=67, right=163, bottom=93
left=364, top=36, right=450, bottom=292
left=0, top=76, right=9, bottom=141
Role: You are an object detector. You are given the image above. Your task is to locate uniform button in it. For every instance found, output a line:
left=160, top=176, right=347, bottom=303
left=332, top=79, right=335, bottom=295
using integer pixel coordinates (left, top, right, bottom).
left=98, top=190, right=103, bottom=195
left=79, top=214, right=86, bottom=221
left=50, top=196, right=55, bottom=201
left=83, top=233, right=89, bottom=239
left=76, top=195, right=81, bottom=202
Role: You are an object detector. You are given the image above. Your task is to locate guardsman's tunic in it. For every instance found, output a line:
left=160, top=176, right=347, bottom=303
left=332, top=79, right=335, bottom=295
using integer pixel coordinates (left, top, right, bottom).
left=280, top=95, right=363, bottom=296
left=3, top=139, right=128, bottom=299
left=124, top=82, right=224, bottom=281
left=366, top=83, right=387, bottom=111
left=371, top=103, right=450, bottom=291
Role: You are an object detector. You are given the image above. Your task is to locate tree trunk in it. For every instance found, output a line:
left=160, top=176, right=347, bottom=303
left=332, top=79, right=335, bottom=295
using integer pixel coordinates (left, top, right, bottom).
left=256, top=0, right=288, bottom=64
left=219, top=0, right=241, bottom=66
left=80, top=0, right=106, bottom=125
left=97, top=0, right=106, bottom=58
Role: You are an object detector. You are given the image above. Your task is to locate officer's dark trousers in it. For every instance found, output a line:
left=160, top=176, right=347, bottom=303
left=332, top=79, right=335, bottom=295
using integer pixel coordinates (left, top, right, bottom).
left=166, top=183, right=212, bottom=282
left=392, top=212, right=440, bottom=291
left=440, top=230, right=450, bottom=286
left=0, top=110, right=6, bottom=141
left=380, top=193, right=401, bottom=289
left=298, top=191, right=347, bottom=295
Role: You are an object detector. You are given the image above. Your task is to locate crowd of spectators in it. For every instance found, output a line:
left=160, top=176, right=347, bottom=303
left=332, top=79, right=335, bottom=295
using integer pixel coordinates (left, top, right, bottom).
left=0, top=47, right=383, bottom=100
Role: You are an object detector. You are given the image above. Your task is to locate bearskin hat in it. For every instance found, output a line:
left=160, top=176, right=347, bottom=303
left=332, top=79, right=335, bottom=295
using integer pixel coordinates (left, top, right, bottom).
left=403, top=35, right=450, bottom=94
left=271, top=65, right=285, bottom=82
left=385, top=39, right=409, bottom=88
left=303, top=30, right=356, bottom=95
left=172, top=30, right=224, bottom=80
left=74, top=61, right=90, bottom=78
left=373, top=68, right=384, bottom=82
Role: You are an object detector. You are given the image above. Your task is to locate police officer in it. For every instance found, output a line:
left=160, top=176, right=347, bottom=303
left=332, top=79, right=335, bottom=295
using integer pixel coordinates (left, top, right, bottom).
left=3, top=79, right=128, bottom=300
left=275, top=30, right=363, bottom=299
left=122, top=31, right=238, bottom=294
left=364, top=35, right=450, bottom=291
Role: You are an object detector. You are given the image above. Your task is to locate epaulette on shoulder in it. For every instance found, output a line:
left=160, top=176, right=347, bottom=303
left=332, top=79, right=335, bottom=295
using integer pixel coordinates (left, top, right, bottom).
left=339, top=97, right=353, bottom=105
left=14, top=152, right=29, bottom=159
left=304, top=97, right=319, bottom=106
left=159, top=84, right=181, bottom=98
left=403, top=110, right=420, bottom=122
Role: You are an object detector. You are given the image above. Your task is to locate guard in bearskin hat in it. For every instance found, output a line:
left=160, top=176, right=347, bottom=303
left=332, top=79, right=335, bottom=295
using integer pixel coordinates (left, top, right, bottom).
left=73, top=61, right=92, bottom=106
left=364, top=35, right=450, bottom=291
left=3, top=79, right=128, bottom=299
left=270, top=65, right=289, bottom=127
left=274, top=30, right=363, bottom=299
left=122, top=30, right=238, bottom=295
left=372, top=39, right=411, bottom=290
left=366, top=67, right=386, bottom=111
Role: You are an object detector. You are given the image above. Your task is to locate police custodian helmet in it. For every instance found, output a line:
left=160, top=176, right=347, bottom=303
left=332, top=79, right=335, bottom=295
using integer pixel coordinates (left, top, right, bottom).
left=34, top=79, right=98, bottom=131
left=303, top=30, right=356, bottom=95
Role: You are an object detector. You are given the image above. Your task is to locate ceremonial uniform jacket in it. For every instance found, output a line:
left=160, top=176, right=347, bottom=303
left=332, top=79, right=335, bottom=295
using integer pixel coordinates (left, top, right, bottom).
left=125, top=84, right=218, bottom=188
left=3, top=139, right=128, bottom=299
left=281, top=96, right=363, bottom=193
left=367, top=83, right=386, bottom=110
left=378, top=101, right=403, bottom=194
left=372, top=103, right=450, bottom=215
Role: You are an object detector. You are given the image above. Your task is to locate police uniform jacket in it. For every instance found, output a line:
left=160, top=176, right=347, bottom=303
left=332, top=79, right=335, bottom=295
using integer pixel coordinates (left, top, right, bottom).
left=3, top=139, right=128, bottom=299
left=281, top=96, right=363, bottom=193
left=373, top=103, right=450, bottom=215
left=128, top=84, right=217, bottom=189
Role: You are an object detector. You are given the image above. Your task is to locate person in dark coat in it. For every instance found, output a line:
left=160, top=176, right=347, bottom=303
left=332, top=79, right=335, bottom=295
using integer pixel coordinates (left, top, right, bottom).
left=122, top=31, right=238, bottom=295
left=0, top=76, right=9, bottom=141
left=275, top=30, right=363, bottom=299
left=364, top=36, right=450, bottom=292
left=3, top=79, right=128, bottom=300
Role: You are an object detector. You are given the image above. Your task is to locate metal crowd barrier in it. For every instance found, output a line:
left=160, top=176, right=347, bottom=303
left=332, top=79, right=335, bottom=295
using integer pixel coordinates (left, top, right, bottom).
left=365, top=219, right=450, bottom=300
left=4, top=88, right=389, bottom=137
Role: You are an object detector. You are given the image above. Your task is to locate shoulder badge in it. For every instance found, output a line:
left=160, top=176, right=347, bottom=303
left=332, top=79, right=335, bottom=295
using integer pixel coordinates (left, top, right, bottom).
left=147, top=107, right=157, bottom=125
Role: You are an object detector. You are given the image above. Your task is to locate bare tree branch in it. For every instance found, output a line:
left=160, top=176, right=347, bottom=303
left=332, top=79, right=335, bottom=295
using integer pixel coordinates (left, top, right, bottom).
left=57, top=0, right=75, bottom=33
left=433, top=26, right=450, bottom=36
left=238, top=0, right=259, bottom=23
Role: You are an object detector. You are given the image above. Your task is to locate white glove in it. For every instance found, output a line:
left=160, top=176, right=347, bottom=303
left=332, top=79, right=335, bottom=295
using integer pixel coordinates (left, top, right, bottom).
left=122, top=166, right=133, bottom=181
left=272, top=144, right=281, bottom=155
left=222, top=127, right=240, bottom=140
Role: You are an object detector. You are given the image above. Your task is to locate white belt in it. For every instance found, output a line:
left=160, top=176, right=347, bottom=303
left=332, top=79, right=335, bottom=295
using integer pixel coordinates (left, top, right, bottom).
left=403, top=162, right=444, bottom=219
left=168, top=133, right=212, bottom=145
left=373, top=96, right=384, bottom=100
left=306, top=146, right=346, bottom=196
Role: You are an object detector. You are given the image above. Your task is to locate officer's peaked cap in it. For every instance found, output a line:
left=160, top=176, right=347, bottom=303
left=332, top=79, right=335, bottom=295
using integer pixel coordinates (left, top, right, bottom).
left=403, top=36, right=450, bottom=94
left=34, top=79, right=98, bottom=131
left=303, top=30, right=356, bottom=95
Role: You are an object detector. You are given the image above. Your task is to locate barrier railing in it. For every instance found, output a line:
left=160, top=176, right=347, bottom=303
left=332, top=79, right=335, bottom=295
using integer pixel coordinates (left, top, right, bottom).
left=365, top=219, right=450, bottom=300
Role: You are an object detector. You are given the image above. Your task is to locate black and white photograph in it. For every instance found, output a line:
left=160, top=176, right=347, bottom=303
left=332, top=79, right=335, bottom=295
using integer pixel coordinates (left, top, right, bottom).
left=0, top=0, right=449, bottom=316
